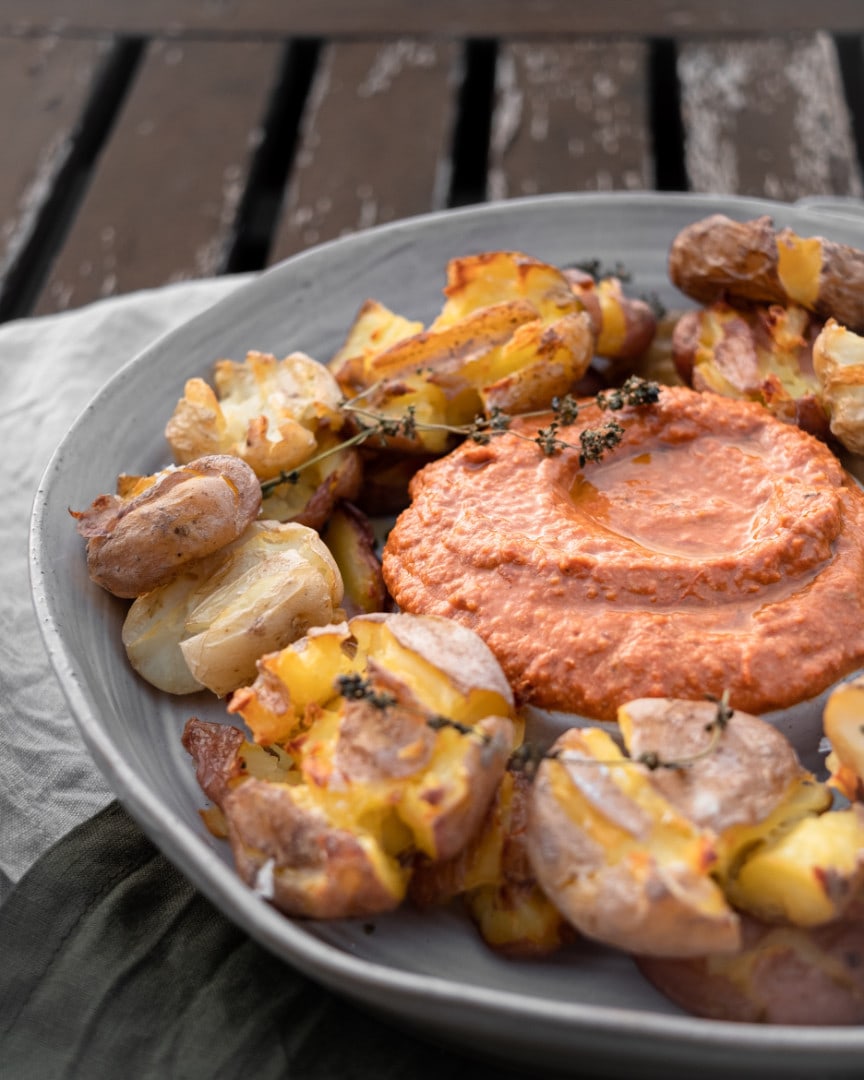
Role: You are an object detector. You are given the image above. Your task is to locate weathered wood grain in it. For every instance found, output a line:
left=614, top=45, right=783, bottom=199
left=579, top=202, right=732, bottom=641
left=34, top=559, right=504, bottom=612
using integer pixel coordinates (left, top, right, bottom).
left=488, top=41, right=653, bottom=200
left=35, top=38, right=282, bottom=314
left=2, top=1, right=863, bottom=37
left=268, top=39, right=460, bottom=263
left=0, top=34, right=110, bottom=309
left=678, top=33, right=864, bottom=199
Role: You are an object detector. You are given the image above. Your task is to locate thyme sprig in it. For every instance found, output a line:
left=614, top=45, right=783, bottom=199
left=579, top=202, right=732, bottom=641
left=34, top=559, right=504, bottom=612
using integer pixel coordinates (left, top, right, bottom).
left=335, top=673, right=396, bottom=710
left=260, top=374, right=660, bottom=495
left=334, top=675, right=733, bottom=780
left=509, top=691, right=734, bottom=778
left=567, top=257, right=632, bottom=283
left=333, top=674, right=492, bottom=745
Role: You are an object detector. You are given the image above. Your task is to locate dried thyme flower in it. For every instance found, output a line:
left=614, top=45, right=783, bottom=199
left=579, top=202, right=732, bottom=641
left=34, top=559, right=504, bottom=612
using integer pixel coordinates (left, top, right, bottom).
left=261, top=375, right=661, bottom=494
left=334, top=673, right=396, bottom=710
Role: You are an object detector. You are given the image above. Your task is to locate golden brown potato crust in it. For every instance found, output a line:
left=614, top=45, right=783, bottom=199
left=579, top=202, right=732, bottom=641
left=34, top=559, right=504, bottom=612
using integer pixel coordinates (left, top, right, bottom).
left=671, top=301, right=829, bottom=439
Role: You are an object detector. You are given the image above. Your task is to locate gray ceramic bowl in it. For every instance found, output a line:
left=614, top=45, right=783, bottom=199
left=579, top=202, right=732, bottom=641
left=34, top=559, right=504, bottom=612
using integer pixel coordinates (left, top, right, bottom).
left=31, top=193, right=864, bottom=1078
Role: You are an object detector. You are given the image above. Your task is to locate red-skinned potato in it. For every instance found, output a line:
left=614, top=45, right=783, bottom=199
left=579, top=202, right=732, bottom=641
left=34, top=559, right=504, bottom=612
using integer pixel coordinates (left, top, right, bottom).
left=183, top=613, right=517, bottom=918
left=410, top=769, right=574, bottom=956
left=636, top=913, right=864, bottom=1025
left=71, top=455, right=262, bottom=598
left=181, top=718, right=399, bottom=919
left=231, top=611, right=514, bottom=746
left=620, top=699, right=864, bottom=930
left=825, top=674, right=864, bottom=802
left=671, top=301, right=828, bottom=438
left=668, top=214, right=864, bottom=332
left=563, top=269, right=657, bottom=361
left=527, top=698, right=834, bottom=957
left=326, top=251, right=597, bottom=451
left=528, top=725, right=739, bottom=957
left=122, top=521, right=344, bottom=697
left=321, top=501, right=390, bottom=617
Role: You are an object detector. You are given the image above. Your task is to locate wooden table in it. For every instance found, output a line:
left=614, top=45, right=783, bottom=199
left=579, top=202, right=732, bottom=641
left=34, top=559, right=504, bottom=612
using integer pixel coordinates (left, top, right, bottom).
left=1, top=2, right=863, bottom=322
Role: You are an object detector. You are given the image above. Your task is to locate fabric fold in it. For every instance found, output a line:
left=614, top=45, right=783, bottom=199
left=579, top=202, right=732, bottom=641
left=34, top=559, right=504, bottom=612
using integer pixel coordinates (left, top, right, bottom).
left=0, top=801, right=530, bottom=1079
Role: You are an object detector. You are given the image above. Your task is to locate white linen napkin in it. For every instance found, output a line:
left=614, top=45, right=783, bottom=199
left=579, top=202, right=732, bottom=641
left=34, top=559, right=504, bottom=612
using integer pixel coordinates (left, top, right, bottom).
left=0, top=275, right=251, bottom=903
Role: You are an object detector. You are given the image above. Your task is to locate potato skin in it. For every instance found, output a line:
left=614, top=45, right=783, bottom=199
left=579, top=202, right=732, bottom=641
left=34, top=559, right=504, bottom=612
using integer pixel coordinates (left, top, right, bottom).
left=618, top=698, right=814, bottom=833
left=73, top=455, right=262, bottom=598
left=410, top=770, right=574, bottom=956
left=671, top=301, right=829, bottom=439
left=224, top=778, right=403, bottom=919
left=669, top=214, right=864, bottom=331
left=525, top=700, right=839, bottom=959
left=182, top=717, right=246, bottom=804
left=564, top=269, right=657, bottom=360
left=185, top=612, right=517, bottom=919
left=636, top=915, right=864, bottom=1025
left=426, top=715, right=515, bottom=862
left=527, top=727, right=740, bottom=958
left=182, top=718, right=402, bottom=918
left=669, top=215, right=783, bottom=307
left=322, top=501, right=390, bottom=617
left=288, top=446, right=363, bottom=531
left=825, top=674, right=864, bottom=802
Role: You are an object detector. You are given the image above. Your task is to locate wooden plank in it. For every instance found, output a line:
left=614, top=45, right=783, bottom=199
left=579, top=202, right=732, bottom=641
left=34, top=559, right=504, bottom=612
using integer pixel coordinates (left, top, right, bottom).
left=0, top=34, right=110, bottom=306
left=35, top=38, right=282, bottom=314
left=2, top=2, right=864, bottom=37
left=488, top=41, right=652, bottom=199
left=269, top=39, right=460, bottom=263
left=678, top=33, right=864, bottom=199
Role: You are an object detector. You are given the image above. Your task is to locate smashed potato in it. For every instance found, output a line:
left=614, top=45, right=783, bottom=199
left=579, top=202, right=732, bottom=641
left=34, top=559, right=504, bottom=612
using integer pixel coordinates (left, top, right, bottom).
left=166, top=350, right=361, bottom=528
left=528, top=699, right=838, bottom=957
left=71, top=454, right=262, bottom=598
left=636, top=680, right=864, bottom=1024
left=122, top=521, right=343, bottom=697
left=185, top=613, right=516, bottom=918
left=563, top=269, right=657, bottom=362
left=166, top=350, right=343, bottom=475
left=824, top=674, right=864, bottom=803
left=623, top=701, right=864, bottom=930
left=528, top=725, right=739, bottom=957
left=328, top=251, right=597, bottom=448
left=812, top=318, right=864, bottom=455
left=74, top=222, right=864, bottom=1020
left=410, top=770, right=574, bottom=956
left=669, top=214, right=864, bottom=331
left=722, top=804, right=864, bottom=928
left=672, top=300, right=828, bottom=437
left=231, top=611, right=514, bottom=746
left=321, top=502, right=390, bottom=617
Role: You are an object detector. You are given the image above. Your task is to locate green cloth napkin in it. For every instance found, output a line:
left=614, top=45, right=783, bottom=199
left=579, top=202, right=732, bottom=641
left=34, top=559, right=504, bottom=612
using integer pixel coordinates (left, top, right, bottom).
left=0, top=801, right=536, bottom=1080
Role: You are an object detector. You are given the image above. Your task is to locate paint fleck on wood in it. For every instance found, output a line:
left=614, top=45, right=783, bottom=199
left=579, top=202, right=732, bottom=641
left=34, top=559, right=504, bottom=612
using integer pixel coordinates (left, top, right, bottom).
left=678, top=33, right=863, bottom=199
left=35, top=38, right=282, bottom=314
left=488, top=41, right=652, bottom=200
